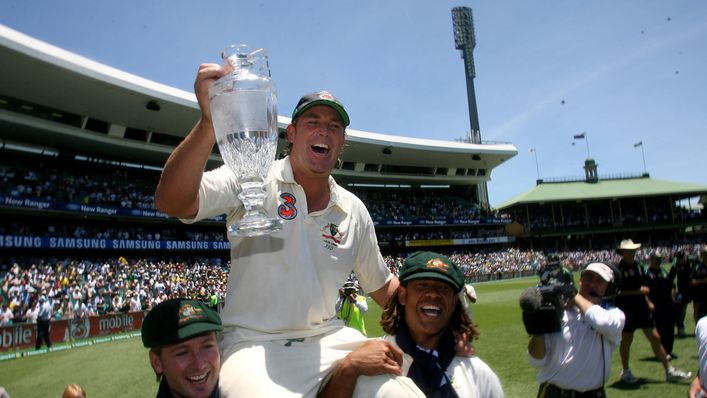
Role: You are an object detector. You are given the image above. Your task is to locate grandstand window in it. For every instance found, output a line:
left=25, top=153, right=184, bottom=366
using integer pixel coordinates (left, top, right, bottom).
left=436, top=168, right=448, bottom=175
left=84, top=118, right=110, bottom=134
left=364, top=163, right=380, bottom=172
left=150, top=132, right=182, bottom=147
left=124, top=127, right=148, bottom=142
left=478, top=169, right=486, bottom=176
left=0, top=94, right=82, bottom=127
left=1, top=141, right=58, bottom=156
left=420, top=185, right=450, bottom=189
left=341, top=161, right=355, bottom=170
left=456, top=168, right=466, bottom=176
left=379, top=164, right=435, bottom=176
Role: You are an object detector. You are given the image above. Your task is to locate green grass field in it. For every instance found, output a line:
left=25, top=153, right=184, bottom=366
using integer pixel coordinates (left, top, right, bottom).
left=0, top=277, right=699, bottom=397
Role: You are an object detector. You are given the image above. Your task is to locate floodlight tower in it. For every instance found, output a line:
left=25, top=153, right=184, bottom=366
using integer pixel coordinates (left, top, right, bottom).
left=452, top=6, right=488, bottom=207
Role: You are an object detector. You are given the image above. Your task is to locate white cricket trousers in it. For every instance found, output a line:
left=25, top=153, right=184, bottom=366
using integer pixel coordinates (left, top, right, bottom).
left=218, top=326, right=424, bottom=398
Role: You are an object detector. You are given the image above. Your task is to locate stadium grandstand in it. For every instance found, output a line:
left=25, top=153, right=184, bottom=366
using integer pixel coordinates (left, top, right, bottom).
left=0, top=24, right=527, bottom=350
left=498, top=158, right=707, bottom=250
left=1, top=22, right=706, bottom=370
left=0, top=23, right=519, bottom=263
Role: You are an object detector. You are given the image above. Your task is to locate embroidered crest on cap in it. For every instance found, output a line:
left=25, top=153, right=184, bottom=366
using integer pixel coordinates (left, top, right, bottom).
left=426, top=258, right=449, bottom=272
left=319, top=91, right=334, bottom=100
left=178, top=303, right=205, bottom=325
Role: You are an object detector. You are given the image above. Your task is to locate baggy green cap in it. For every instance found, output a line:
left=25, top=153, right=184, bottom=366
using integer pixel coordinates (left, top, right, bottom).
left=141, top=298, right=222, bottom=348
left=399, top=251, right=465, bottom=293
left=291, top=91, right=350, bottom=126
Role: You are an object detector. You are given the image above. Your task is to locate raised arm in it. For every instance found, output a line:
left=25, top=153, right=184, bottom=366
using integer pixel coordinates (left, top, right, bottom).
left=369, top=276, right=399, bottom=308
left=154, top=63, right=224, bottom=219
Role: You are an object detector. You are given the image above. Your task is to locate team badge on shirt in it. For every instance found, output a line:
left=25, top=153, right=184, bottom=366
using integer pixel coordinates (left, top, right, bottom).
left=321, top=223, right=343, bottom=250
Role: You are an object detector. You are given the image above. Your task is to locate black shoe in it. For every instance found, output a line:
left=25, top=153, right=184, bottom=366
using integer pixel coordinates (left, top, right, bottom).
left=668, top=352, right=678, bottom=359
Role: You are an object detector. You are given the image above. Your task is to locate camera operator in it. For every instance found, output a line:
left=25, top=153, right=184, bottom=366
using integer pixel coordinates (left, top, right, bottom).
left=520, top=254, right=576, bottom=336
left=537, top=254, right=574, bottom=290
left=336, top=281, right=369, bottom=336
left=527, top=263, right=625, bottom=398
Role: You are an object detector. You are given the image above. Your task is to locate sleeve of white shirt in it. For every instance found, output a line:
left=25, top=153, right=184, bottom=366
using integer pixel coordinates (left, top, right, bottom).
left=335, top=295, right=345, bottom=313
left=584, top=305, right=625, bottom=347
left=467, top=357, right=506, bottom=398
left=355, top=295, right=369, bottom=313
left=180, top=165, right=241, bottom=224
left=351, top=201, right=392, bottom=294
left=696, top=317, right=707, bottom=391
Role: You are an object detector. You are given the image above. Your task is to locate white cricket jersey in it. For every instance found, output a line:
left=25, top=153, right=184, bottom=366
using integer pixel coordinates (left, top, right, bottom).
left=528, top=305, right=625, bottom=392
left=697, top=316, right=707, bottom=392
left=353, top=335, right=505, bottom=398
left=183, top=157, right=391, bottom=341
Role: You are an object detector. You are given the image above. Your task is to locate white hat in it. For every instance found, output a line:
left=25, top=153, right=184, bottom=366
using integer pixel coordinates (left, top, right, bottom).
left=616, top=239, right=641, bottom=253
left=583, top=262, right=614, bottom=283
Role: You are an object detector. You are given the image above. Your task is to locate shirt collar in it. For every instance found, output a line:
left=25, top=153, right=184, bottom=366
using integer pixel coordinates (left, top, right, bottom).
left=275, top=157, right=350, bottom=214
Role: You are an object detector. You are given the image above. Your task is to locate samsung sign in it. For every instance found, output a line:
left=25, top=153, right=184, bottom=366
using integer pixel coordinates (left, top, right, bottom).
left=0, top=235, right=230, bottom=251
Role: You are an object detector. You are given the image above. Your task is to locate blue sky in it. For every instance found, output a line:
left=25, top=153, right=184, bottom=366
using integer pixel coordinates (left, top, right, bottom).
left=2, top=1, right=706, bottom=207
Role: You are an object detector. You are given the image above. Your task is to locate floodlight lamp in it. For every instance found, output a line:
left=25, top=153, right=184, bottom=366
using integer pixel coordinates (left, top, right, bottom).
left=451, top=7, right=476, bottom=49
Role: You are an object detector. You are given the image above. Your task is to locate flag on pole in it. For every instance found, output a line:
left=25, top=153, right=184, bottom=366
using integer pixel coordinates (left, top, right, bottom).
left=529, top=148, right=535, bottom=153
left=633, top=141, right=643, bottom=148
left=573, top=132, right=586, bottom=139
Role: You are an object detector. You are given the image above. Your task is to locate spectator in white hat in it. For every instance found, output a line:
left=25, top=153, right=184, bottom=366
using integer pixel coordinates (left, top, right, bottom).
left=614, top=239, right=691, bottom=384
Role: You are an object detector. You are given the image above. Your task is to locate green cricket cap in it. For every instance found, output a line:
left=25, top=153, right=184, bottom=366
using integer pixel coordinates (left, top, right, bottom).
left=399, top=251, right=465, bottom=293
left=291, top=91, right=350, bottom=126
left=141, top=298, right=222, bottom=348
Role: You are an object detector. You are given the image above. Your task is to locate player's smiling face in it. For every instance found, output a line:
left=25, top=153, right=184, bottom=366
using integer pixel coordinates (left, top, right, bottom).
left=287, top=105, right=345, bottom=179
left=150, top=333, right=220, bottom=398
left=399, top=279, right=458, bottom=349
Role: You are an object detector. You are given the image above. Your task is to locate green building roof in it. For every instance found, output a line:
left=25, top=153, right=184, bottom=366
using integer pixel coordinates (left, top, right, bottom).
left=496, top=176, right=707, bottom=210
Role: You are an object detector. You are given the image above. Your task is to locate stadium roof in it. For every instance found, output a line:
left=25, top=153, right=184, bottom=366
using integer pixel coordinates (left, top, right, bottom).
left=496, top=175, right=707, bottom=209
left=0, top=24, right=517, bottom=186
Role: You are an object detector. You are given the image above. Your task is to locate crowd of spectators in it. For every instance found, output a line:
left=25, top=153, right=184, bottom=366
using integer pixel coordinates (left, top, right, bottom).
left=518, top=201, right=703, bottom=232
left=377, top=227, right=507, bottom=245
left=384, top=243, right=706, bottom=283
left=0, top=257, right=228, bottom=327
left=1, top=152, right=508, bottom=224
left=2, top=151, right=705, bottom=331
left=2, top=243, right=706, bottom=327
left=353, top=189, right=505, bottom=222
left=0, top=153, right=159, bottom=210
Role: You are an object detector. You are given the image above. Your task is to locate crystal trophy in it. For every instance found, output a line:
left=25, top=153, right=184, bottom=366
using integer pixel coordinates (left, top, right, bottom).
left=209, top=44, right=282, bottom=237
